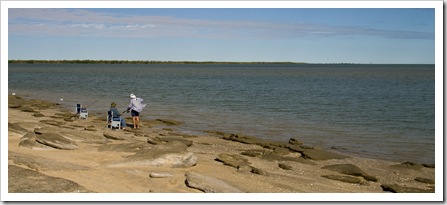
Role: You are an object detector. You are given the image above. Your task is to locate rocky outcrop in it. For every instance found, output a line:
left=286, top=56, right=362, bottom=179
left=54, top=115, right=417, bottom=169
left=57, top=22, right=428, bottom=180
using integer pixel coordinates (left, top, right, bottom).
left=185, top=172, right=243, bottom=193
left=35, top=132, right=78, bottom=150
left=9, top=165, right=91, bottom=193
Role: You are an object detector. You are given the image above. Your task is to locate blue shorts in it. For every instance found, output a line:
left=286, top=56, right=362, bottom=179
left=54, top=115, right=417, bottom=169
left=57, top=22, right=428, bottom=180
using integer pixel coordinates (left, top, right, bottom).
left=131, top=110, right=140, bottom=117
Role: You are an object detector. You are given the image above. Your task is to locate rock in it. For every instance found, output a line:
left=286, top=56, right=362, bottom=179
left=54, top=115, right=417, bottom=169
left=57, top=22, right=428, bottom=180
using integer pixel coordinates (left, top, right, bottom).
left=381, top=184, right=434, bottom=193
left=321, top=164, right=378, bottom=182
left=33, top=112, right=45, bottom=117
left=300, top=149, right=349, bottom=161
left=390, top=161, right=424, bottom=170
left=159, top=137, right=193, bottom=147
left=103, top=130, right=125, bottom=140
left=8, top=103, right=22, bottom=108
left=84, top=126, right=97, bottom=131
left=39, top=120, right=67, bottom=127
left=8, top=165, right=91, bottom=193
left=251, top=167, right=268, bottom=176
left=237, top=164, right=252, bottom=173
left=422, top=164, right=435, bottom=168
left=241, top=150, right=263, bottom=157
left=19, top=106, right=35, bottom=112
left=149, top=172, right=174, bottom=178
left=215, top=153, right=250, bottom=168
left=8, top=123, right=29, bottom=135
left=110, top=141, right=197, bottom=168
left=273, top=147, right=290, bottom=155
left=147, top=137, right=163, bottom=145
left=9, top=152, right=89, bottom=171
left=185, top=172, right=243, bottom=193
left=278, top=163, right=293, bottom=170
left=321, top=175, right=363, bottom=184
left=35, top=132, right=78, bottom=150
left=288, top=138, right=303, bottom=146
left=19, top=132, right=54, bottom=150
left=97, top=142, right=152, bottom=153
left=415, top=177, right=435, bottom=184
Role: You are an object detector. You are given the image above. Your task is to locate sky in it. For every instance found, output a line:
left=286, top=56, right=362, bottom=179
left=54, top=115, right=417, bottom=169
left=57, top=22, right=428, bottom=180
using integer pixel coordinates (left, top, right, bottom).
left=7, top=5, right=436, bottom=64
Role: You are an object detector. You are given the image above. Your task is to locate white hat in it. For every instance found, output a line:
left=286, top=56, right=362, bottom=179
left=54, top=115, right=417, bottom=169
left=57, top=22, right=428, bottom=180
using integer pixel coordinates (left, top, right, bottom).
left=130, top=94, right=136, bottom=99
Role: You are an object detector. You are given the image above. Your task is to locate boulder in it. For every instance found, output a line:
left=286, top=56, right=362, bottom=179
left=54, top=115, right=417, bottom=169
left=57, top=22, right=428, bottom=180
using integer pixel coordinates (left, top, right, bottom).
left=185, top=172, right=243, bottom=193
left=35, top=132, right=78, bottom=150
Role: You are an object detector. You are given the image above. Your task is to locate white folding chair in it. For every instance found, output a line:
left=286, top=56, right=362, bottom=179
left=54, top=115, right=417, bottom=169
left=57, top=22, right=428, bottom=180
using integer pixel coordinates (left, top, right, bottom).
left=107, top=110, right=122, bottom=129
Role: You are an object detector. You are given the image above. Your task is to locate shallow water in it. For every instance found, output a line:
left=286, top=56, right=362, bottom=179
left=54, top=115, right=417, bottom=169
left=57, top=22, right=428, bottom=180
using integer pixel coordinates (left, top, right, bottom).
left=8, top=63, right=435, bottom=164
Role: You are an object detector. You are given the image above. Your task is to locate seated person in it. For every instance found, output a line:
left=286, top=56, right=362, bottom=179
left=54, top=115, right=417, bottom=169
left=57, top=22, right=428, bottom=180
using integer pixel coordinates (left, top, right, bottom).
left=109, top=102, right=126, bottom=129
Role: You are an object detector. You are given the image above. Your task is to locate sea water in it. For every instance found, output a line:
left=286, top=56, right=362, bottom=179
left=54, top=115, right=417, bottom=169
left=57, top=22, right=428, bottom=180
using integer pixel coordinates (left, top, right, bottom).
left=8, top=63, right=435, bottom=164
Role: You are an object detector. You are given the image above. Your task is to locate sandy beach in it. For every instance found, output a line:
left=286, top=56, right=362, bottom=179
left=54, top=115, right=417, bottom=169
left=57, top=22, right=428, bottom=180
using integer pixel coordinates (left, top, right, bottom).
left=6, top=95, right=436, bottom=200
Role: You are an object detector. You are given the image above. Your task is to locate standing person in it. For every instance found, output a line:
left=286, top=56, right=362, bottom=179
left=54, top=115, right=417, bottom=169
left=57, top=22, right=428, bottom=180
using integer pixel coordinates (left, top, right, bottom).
left=126, top=94, right=146, bottom=129
left=109, top=102, right=126, bottom=129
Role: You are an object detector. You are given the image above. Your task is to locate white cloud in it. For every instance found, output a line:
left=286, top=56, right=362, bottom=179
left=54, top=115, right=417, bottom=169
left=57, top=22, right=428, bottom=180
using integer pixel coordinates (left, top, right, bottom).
left=8, top=8, right=434, bottom=40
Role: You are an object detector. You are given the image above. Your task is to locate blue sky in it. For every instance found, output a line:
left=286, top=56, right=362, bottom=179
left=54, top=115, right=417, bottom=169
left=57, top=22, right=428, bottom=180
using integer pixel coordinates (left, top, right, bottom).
left=8, top=7, right=435, bottom=64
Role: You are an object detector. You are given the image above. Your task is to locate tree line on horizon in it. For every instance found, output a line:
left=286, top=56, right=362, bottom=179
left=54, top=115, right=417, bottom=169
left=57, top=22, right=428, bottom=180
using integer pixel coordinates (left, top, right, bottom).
left=8, top=59, right=307, bottom=65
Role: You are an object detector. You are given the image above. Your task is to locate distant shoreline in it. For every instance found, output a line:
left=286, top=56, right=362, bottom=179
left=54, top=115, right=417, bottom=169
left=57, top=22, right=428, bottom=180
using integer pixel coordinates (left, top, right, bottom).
left=8, top=59, right=308, bottom=65
left=8, top=60, right=433, bottom=65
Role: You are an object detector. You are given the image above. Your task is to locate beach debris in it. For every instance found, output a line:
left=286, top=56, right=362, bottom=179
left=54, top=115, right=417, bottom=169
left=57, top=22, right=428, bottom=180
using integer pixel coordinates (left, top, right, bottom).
left=8, top=165, right=91, bottom=193
left=185, top=171, right=243, bottom=193
left=381, top=183, right=434, bottom=193
left=321, top=164, right=378, bottom=182
left=35, top=132, right=79, bottom=150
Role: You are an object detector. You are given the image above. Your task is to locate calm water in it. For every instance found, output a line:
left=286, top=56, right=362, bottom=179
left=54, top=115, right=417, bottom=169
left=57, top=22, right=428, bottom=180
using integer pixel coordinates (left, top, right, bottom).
left=8, top=63, right=435, bottom=164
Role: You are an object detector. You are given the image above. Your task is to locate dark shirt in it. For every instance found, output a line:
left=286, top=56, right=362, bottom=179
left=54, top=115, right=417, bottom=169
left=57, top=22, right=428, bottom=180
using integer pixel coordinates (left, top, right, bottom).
left=109, top=107, right=121, bottom=118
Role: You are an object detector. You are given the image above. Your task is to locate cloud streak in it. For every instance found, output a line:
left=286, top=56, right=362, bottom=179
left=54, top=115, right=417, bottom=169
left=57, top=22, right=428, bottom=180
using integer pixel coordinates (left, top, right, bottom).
left=8, top=8, right=434, bottom=40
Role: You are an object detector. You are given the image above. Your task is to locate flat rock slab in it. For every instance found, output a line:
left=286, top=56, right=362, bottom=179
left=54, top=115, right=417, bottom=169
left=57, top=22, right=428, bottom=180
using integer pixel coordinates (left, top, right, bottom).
left=19, top=132, right=55, bottom=150
left=300, top=149, right=349, bottom=161
left=109, top=141, right=197, bottom=168
left=9, top=152, right=89, bottom=171
left=8, top=165, right=91, bottom=193
left=215, top=153, right=250, bottom=168
left=381, top=184, right=434, bottom=193
left=321, top=175, right=364, bottom=184
left=35, top=132, right=78, bottom=150
left=185, top=172, right=243, bottom=193
left=321, top=164, right=378, bottom=182
left=103, top=130, right=125, bottom=140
